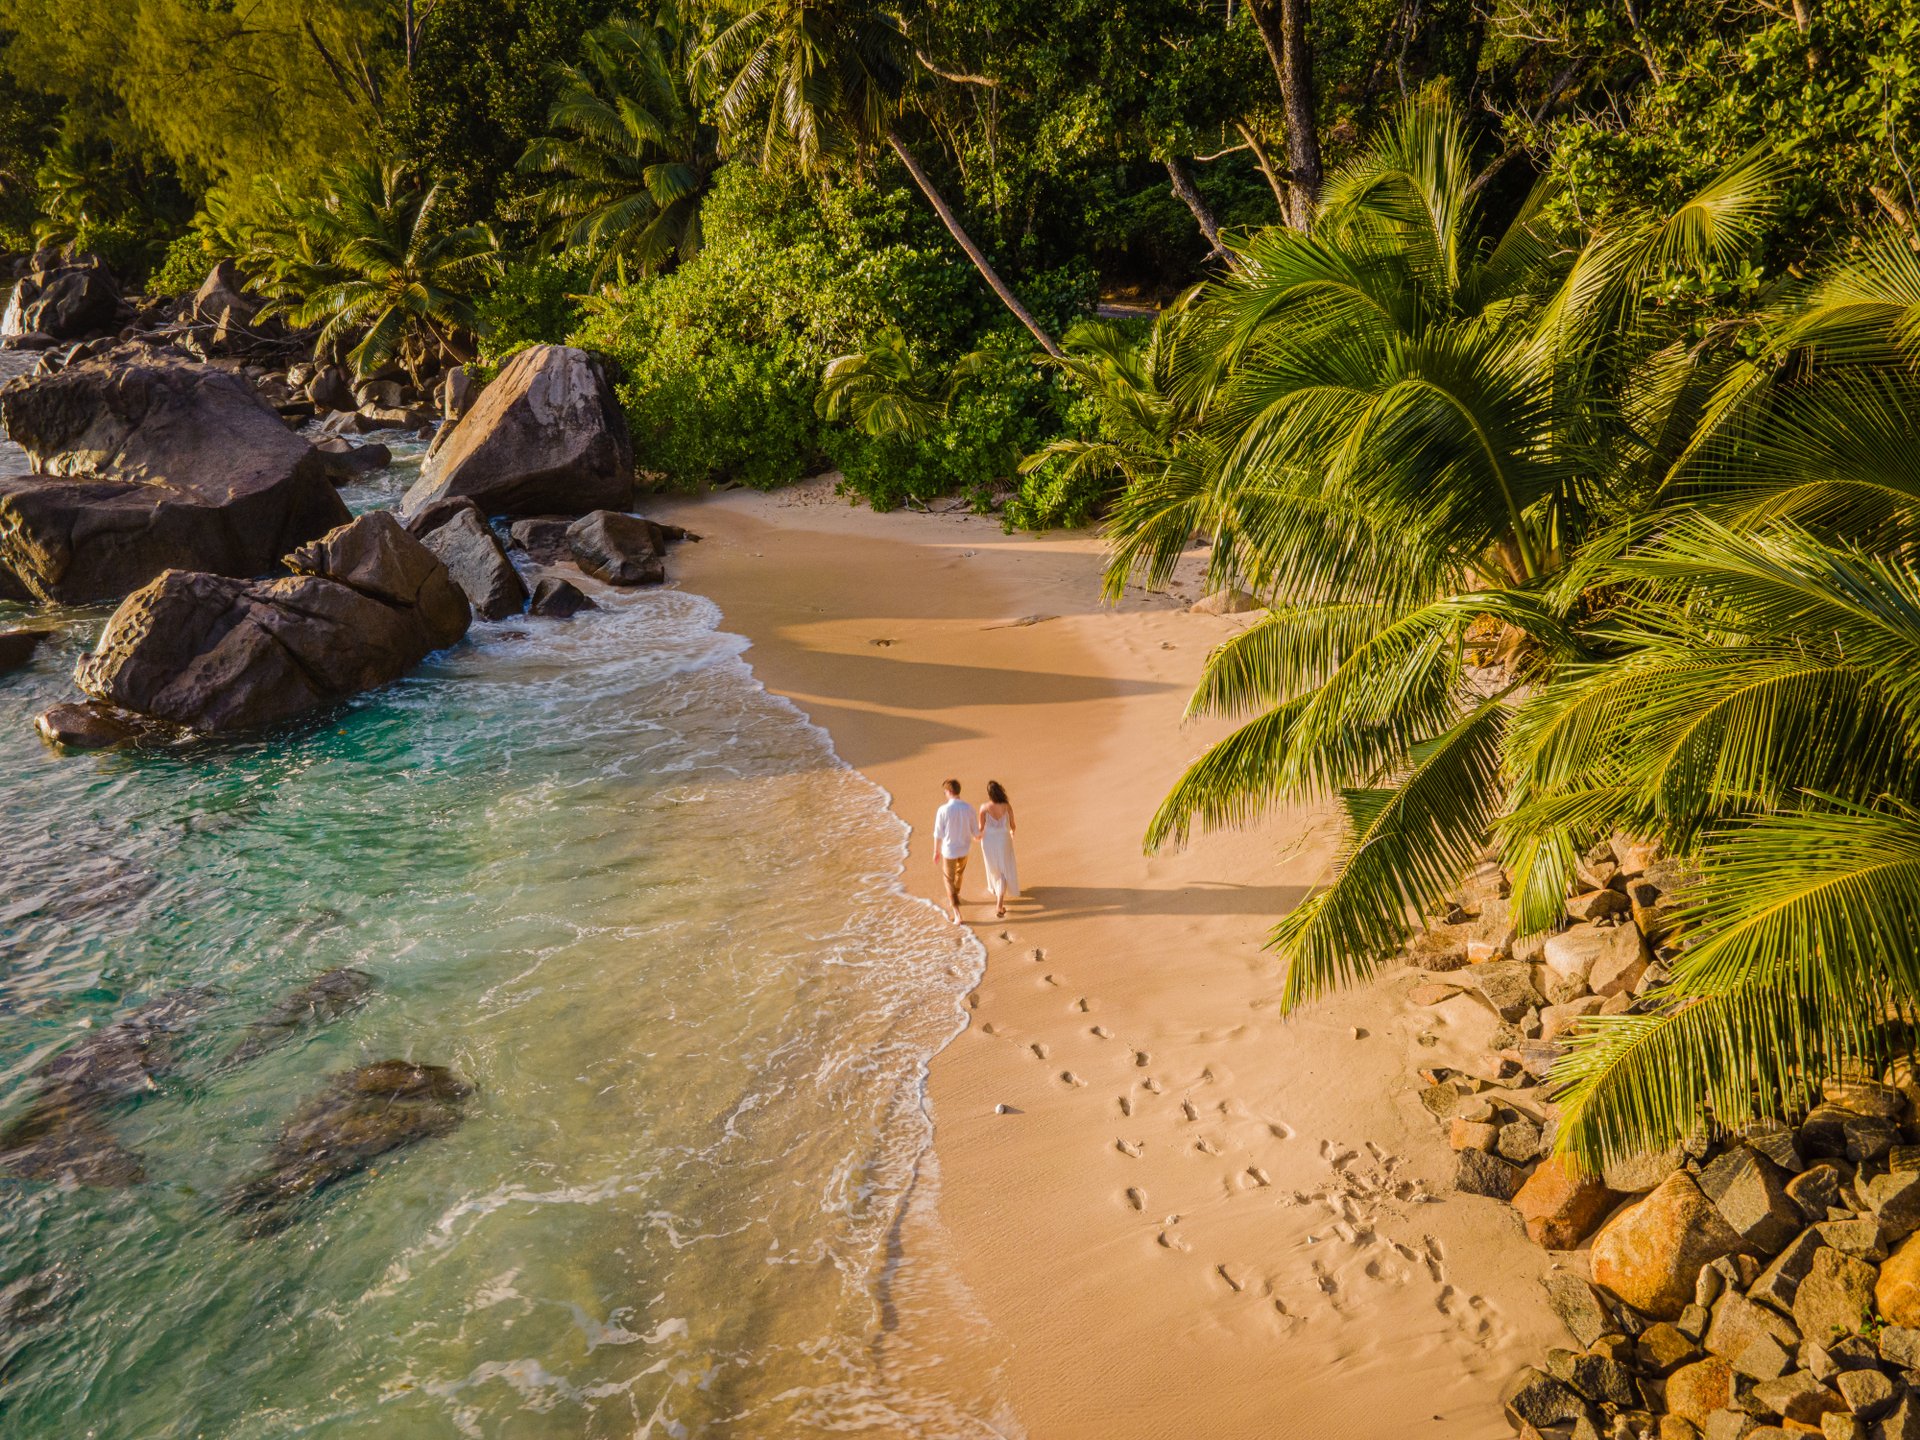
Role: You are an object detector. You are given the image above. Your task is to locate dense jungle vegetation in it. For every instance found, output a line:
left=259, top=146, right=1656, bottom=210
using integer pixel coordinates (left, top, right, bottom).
left=7, top=0, right=1920, bottom=1161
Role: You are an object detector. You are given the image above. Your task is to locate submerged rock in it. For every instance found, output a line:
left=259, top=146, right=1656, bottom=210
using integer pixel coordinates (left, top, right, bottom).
left=400, top=345, right=633, bottom=518
left=0, top=350, right=349, bottom=603
left=34, top=699, right=149, bottom=751
left=0, top=627, right=48, bottom=674
left=224, top=1060, right=472, bottom=1235
left=0, top=989, right=212, bottom=1187
left=67, top=511, right=469, bottom=736
left=224, top=968, right=377, bottom=1066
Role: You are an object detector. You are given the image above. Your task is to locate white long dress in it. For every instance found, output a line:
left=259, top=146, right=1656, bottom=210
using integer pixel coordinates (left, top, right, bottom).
left=979, top=812, right=1020, bottom=902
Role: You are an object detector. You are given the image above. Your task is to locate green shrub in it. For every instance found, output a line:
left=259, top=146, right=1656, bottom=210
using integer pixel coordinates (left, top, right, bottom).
left=475, top=252, right=596, bottom=365
left=149, top=231, right=212, bottom=296
left=573, top=163, right=987, bottom=490
left=72, top=216, right=167, bottom=289
left=827, top=332, right=1064, bottom=511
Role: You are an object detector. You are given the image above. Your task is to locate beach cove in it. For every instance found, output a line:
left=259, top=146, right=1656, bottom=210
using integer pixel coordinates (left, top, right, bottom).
left=651, top=477, right=1564, bottom=1438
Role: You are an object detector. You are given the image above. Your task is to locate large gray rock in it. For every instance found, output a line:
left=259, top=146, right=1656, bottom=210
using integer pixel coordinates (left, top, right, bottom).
left=62, top=511, right=468, bottom=735
left=0, top=351, right=348, bottom=603
left=401, top=345, right=632, bottom=518
left=1699, top=1146, right=1806, bottom=1255
left=566, top=510, right=665, bottom=585
left=1, top=253, right=120, bottom=340
left=406, top=498, right=527, bottom=621
left=1793, top=1247, right=1878, bottom=1344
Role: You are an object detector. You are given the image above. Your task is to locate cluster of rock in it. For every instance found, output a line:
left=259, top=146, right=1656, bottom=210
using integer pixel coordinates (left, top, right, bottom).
left=3, top=324, right=691, bottom=747
left=1410, top=836, right=1681, bottom=1214
left=1399, top=842, right=1920, bottom=1437
left=1500, top=1078, right=1920, bottom=1439
left=36, top=510, right=472, bottom=746
left=0, top=348, right=350, bottom=604
left=3, top=251, right=460, bottom=436
left=0, top=971, right=472, bottom=1236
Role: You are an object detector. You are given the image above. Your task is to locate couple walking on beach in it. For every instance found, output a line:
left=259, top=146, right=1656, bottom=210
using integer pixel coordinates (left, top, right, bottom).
left=932, top=779, right=1019, bottom=922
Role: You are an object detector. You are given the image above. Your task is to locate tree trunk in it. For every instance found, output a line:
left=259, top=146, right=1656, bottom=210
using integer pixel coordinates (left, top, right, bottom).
left=1235, top=121, right=1293, bottom=217
left=1165, top=158, right=1231, bottom=264
left=887, top=129, right=1062, bottom=357
left=1248, top=0, right=1322, bottom=230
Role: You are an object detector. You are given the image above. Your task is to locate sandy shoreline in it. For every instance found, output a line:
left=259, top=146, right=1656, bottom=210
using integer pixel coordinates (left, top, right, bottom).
left=650, top=478, right=1563, bottom=1438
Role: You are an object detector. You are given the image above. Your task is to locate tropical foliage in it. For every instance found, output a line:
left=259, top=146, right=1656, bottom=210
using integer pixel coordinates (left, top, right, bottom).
left=1103, top=91, right=1920, bottom=1166
left=519, top=13, right=716, bottom=283
left=265, top=164, right=501, bottom=381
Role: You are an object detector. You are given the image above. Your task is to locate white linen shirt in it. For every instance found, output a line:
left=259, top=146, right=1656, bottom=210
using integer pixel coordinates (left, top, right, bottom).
left=933, top=799, right=977, bottom=859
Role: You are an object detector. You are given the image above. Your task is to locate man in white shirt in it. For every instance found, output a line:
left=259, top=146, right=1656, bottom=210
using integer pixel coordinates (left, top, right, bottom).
left=932, top=779, right=977, bottom=921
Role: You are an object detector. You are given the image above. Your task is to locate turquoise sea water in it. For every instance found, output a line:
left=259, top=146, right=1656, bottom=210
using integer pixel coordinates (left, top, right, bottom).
left=0, top=423, right=1006, bottom=1436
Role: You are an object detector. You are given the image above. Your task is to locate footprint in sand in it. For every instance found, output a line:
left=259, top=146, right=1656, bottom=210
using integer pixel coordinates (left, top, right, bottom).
left=1312, top=1262, right=1338, bottom=1296
left=1125, top=1187, right=1146, bottom=1211
left=1075, top=998, right=1090, bottom=1012
left=1245, top=1166, right=1271, bottom=1188
left=1091, top=1026, right=1112, bottom=1039
left=1116, top=1139, right=1144, bottom=1158
left=1195, top=1138, right=1221, bottom=1156
left=997, top=930, right=1012, bottom=942
left=1028, top=948, right=1046, bottom=962
left=1030, top=1042, right=1050, bottom=1059
left=1215, top=1264, right=1245, bottom=1294
left=1117, top=1096, right=1134, bottom=1117
left=1180, top=1099, right=1199, bottom=1121
left=1041, top=974, right=1060, bottom=987
left=980, top=1022, right=999, bottom=1035
left=1268, top=1122, right=1295, bottom=1141
left=966, top=992, right=980, bottom=1009
left=1060, top=1071, right=1086, bottom=1087
left=1133, top=1051, right=1151, bottom=1068
left=1157, top=1229, right=1191, bottom=1252
left=1421, top=1236, right=1447, bottom=1283
left=1142, top=1077, right=1163, bottom=1094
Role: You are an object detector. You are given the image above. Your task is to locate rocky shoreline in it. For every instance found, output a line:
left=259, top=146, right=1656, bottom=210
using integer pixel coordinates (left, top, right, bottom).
left=1402, top=846, right=1920, bottom=1439
left=0, top=249, right=695, bottom=749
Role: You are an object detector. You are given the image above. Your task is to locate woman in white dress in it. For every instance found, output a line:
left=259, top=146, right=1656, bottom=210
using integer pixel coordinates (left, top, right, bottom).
left=975, top=781, right=1020, bottom=919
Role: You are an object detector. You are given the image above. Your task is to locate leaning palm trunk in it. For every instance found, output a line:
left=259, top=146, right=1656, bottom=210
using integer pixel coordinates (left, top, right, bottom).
left=886, top=128, right=1062, bottom=358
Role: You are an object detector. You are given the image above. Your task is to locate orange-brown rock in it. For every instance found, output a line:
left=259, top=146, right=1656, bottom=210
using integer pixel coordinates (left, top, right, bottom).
left=1513, top=1156, right=1621, bottom=1249
left=1591, top=1172, right=1748, bottom=1318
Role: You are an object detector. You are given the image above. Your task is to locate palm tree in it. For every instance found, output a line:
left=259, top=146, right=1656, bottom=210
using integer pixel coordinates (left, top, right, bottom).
left=817, top=327, right=985, bottom=436
left=1017, top=312, right=1209, bottom=525
left=1103, top=92, right=1780, bottom=1011
left=519, top=13, right=716, bottom=284
left=267, top=163, right=500, bottom=382
left=1496, top=232, right=1920, bottom=1170
left=695, top=0, right=1065, bottom=357
left=1506, top=521, right=1920, bottom=1171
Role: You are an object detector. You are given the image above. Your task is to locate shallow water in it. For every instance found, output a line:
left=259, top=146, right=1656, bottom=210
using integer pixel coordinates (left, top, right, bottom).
left=0, top=390, right=1010, bottom=1436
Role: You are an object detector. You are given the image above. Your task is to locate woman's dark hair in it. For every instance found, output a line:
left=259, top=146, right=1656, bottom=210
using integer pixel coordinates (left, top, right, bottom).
left=986, top=781, right=1009, bottom=805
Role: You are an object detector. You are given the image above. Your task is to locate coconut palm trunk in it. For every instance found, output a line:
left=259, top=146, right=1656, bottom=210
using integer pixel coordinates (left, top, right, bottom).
left=886, top=127, right=1062, bottom=358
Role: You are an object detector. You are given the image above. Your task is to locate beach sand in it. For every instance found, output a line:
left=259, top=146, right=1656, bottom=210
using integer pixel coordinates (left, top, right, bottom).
left=651, top=477, right=1564, bottom=1439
